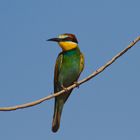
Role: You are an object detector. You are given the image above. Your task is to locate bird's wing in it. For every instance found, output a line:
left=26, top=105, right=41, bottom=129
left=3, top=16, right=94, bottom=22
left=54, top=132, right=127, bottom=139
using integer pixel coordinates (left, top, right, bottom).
left=54, top=52, right=63, bottom=92
left=79, top=53, right=85, bottom=74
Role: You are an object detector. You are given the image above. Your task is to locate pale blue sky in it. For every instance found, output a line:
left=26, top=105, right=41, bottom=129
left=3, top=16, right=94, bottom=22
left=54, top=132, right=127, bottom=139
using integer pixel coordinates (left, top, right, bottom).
left=0, top=0, right=140, bottom=140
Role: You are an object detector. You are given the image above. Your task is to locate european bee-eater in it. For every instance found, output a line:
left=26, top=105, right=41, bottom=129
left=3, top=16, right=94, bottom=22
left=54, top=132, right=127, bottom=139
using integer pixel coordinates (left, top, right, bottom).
left=48, top=33, right=84, bottom=132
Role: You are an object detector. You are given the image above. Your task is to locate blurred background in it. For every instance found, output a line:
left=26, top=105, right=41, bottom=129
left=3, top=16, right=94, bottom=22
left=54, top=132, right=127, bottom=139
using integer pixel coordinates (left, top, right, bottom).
left=0, top=0, right=140, bottom=140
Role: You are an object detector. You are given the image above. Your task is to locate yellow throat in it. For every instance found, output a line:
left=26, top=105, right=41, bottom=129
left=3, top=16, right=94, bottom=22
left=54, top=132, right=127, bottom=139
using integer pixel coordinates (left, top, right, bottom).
left=58, top=41, right=78, bottom=51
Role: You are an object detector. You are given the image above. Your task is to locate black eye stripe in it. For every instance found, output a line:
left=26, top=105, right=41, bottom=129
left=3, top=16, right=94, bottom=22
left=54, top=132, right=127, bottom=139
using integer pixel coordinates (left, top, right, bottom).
left=61, top=37, right=78, bottom=43
left=62, top=37, right=72, bottom=41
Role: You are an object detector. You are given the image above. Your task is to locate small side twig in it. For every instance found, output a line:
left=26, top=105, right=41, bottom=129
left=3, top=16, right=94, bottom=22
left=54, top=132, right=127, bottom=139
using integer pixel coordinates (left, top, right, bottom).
left=0, top=36, right=140, bottom=111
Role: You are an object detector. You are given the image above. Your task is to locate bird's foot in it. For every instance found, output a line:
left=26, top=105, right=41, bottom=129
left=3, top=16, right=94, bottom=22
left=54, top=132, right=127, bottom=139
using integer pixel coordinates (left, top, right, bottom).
left=74, top=82, right=79, bottom=88
left=61, top=85, right=69, bottom=93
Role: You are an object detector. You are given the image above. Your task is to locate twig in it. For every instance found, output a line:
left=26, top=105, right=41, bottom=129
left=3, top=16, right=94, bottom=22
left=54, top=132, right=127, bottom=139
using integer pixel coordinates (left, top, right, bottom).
left=0, top=36, right=140, bottom=111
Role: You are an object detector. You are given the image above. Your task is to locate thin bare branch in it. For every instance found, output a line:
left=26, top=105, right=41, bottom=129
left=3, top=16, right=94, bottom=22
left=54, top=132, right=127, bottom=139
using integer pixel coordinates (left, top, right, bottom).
left=0, top=36, right=140, bottom=111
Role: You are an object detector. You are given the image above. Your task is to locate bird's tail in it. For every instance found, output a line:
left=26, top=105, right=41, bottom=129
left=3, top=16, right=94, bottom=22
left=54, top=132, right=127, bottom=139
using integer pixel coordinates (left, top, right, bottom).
left=52, top=100, right=64, bottom=133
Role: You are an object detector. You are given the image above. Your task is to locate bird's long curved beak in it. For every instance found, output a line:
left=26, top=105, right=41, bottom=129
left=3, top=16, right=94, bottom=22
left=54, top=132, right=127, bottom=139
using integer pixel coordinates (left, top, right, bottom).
left=47, top=38, right=61, bottom=42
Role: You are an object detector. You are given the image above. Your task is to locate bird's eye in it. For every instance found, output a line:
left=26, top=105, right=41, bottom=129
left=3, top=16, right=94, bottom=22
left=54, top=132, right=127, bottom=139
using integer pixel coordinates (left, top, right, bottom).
left=62, top=37, right=72, bottom=42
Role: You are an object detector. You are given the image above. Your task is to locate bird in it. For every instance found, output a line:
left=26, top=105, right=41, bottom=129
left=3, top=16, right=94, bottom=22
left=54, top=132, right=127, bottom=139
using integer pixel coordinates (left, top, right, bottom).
left=47, top=33, right=84, bottom=132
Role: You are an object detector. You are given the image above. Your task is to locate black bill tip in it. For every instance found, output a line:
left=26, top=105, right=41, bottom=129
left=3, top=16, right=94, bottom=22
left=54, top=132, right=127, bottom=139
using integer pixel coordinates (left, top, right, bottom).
left=47, top=38, right=60, bottom=42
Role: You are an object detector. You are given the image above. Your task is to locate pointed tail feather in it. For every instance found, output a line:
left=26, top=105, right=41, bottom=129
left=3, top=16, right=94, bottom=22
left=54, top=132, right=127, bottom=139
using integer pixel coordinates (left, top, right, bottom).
left=52, top=101, right=64, bottom=132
